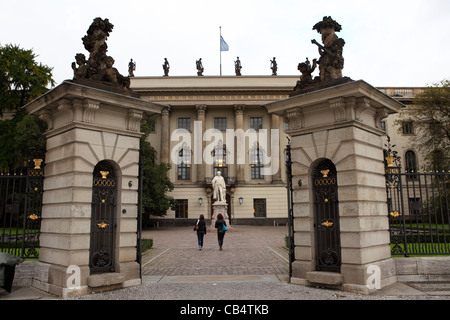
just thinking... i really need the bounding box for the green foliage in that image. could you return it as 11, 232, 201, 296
141, 238, 153, 252
140, 118, 176, 218
0, 44, 53, 168
0, 44, 55, 114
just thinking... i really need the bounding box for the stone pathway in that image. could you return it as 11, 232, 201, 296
141, 225, 289, 277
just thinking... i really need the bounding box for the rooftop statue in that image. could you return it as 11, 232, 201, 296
234, 57, 242, 76
163, 58, 170, 76
71, 17, 130, 89
128, 59, 136, 77
196, 58, 204, 76
270, 57, 278, 76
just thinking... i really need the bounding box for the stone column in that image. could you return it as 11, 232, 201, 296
265, 80, 403, 294
234, 105, 245, 183
160, 105, 171, 164
195, 105, 207, 183
271, 114, 282, 182
26, 82, 162, 298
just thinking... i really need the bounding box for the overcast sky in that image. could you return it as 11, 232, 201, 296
2, 0, 449, 87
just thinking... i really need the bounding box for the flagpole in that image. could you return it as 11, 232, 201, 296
219, 26, 222, 76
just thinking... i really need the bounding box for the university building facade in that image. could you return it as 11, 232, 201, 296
130, 76, 425, 226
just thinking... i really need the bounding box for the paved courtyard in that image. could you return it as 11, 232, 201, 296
140, 225, 290, 277
5, 225, 449, 301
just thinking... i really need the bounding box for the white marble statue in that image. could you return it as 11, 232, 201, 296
212, 171, 226, 203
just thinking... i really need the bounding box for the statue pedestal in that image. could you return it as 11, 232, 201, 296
209, 201, 233, 231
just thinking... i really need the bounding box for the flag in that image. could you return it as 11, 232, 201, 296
220, 36, 229, 51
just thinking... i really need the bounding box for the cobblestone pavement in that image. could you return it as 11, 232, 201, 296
68, 225, 450, 302
140, 225, 289, 277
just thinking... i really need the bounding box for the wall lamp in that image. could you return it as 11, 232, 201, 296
198, 197, 203, 206
239, 197, 243, 205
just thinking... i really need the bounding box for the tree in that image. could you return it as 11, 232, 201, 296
0, 44, 54, 115
140, 118, 176, 219
0, 44, 54, 168
395, 79, 450, 168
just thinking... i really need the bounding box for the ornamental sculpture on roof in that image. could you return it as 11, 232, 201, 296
71, 17, 130, 89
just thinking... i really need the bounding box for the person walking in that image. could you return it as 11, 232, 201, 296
195, 215, 207, 250
214, 214, 227, 250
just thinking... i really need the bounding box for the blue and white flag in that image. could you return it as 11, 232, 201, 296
220, 36, 229, 51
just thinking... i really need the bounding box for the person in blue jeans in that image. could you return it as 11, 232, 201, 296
195, 214, 207, 250
214, 214, 227, 250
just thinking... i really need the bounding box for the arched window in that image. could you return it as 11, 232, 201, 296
177, 147, 191, 180
405, 150, 417, 180
213, 143, 228, 179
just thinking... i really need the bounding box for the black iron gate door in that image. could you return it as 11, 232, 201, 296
313, 159, 341, 272
89, 161, 117, 273
0, 158, 43, 259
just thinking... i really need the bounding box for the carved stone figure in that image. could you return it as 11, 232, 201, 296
163, 58, 170, 76
128, 59, 136, 77
196, 58, 204, 76
71, 53, 88, 80
311, 16, 345, 81
290, 16, 352, 97
270, 57, 277, 76
212, 171, 226, 203
234, 57, 242, 76
71, 17, 130, 89
294, 57, 318, 90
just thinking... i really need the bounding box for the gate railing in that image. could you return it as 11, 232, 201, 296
385, 138, 449, 256
0, 158, 44, 259
285, 139, 295, 280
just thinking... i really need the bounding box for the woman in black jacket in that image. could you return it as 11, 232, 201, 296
214, 214, 227, 250
195, 215, 207, 250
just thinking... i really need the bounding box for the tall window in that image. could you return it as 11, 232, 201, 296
253, 199, 267, 218
405, 150, 417, 180
213, 144, 228, 178
175, 199, 188, 218
402, 121, 414, 135
250, 117, 263, 131
214, 117, 227, 132
177, 148, 191, 180
250, 144, 264, 179
178, 117, 191, 131
408, 197, 422, 216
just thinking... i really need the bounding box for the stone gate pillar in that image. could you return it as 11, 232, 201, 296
26, 81, 163, 297
265, 80, 403, 293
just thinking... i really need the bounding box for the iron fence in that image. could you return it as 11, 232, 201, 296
385, 138, 449, 256
0, 159, 44, 259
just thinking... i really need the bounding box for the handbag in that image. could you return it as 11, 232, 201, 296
194, 220, 199, 231
222, 223, 228, 232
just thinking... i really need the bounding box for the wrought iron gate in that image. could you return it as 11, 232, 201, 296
313, 159, 341, 272
89, 161, 117, 273
0, 158, 44, 259
385, 137, 450, 256
285, 140, 294, 280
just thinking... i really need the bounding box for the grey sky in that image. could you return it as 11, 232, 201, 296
2, 0, 449, 87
